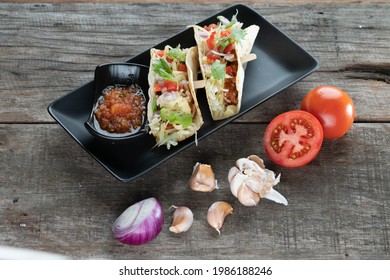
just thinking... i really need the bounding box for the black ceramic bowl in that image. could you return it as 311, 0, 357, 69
85, 63, 150, 142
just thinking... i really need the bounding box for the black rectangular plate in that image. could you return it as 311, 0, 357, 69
48, 4, 319, 182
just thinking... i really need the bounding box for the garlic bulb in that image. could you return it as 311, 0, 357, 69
207, 201, 233, 234
169, 206, 193, 233
228, 155, 288, 206
189, 162, 218, 192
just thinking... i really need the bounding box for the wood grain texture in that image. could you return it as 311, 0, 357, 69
0, 3, 389, 123
1, 123, 389, 259
0, 2, 389, 260
3, 0, 389, 3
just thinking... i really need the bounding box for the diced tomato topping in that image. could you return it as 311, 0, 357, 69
156, 50, 165, 57
155, 80, 180, 93
220, 29, 232, 37
164, 80, 179, 91
217, 42, 234, 54
177, 62, 187, 72
154, 84, 163, 92
156, 50, 172, 62
223, 43, 234, 54
206, 32, 216, 50
204, 23, 217, 31
206, 53, 219, 64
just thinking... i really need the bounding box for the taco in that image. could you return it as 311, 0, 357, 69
193, 13, 259, 120
147, 45, 203, 149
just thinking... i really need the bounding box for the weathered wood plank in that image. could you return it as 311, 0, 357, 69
1, 1, 389, 260
0, 3, 389, 123
4, 0, 389, 4
1, 123, 389, 259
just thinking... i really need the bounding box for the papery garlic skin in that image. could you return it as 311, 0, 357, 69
228, 155, 288, 206
169, 206, 193, 233
207, 201, 233, 234
189, 162, 218, 192
247, 154, 265, 169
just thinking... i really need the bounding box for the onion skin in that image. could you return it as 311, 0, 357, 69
112, 197, 164, 245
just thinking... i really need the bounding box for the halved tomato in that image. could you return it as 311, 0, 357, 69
263, 110, 323, 168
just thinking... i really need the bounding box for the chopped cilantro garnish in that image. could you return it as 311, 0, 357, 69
160, 108, 192, 128
217, 37, 232, 52
152, 58, 176, 81
216, 28, 246, 51
230, 29, 247, 45
167, 46, 186, 62
211, 60, 226, 80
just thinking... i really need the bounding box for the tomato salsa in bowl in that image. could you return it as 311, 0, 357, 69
85, 63, 150, 142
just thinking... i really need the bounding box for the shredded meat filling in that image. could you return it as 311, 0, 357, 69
224, 63, 238, 105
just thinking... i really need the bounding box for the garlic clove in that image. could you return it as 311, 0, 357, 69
169, 206, 194, 233
237, 184, 260, 207
189, 162, 217, 192
229, 171, 247, 197
207, 201, 233, 234
247, 154, 265, 169
228, 166, 240, 183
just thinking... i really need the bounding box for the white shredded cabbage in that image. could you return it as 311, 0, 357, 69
149, 46, 202, 149
157, 92, 192, 115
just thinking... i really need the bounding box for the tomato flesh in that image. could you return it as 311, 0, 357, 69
206, 53, 219, 64
206, 32, 216, 50
301, 86, 355, 139
264, 110, 323, 168
154, 80, 180, 93
176, 62, 187, 72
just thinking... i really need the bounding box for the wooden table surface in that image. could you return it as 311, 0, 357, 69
1, 0, 389, 260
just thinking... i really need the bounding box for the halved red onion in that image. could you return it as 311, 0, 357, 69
112, 197, 164, 245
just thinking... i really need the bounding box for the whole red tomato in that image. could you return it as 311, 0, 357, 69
301, 86, 355, 139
